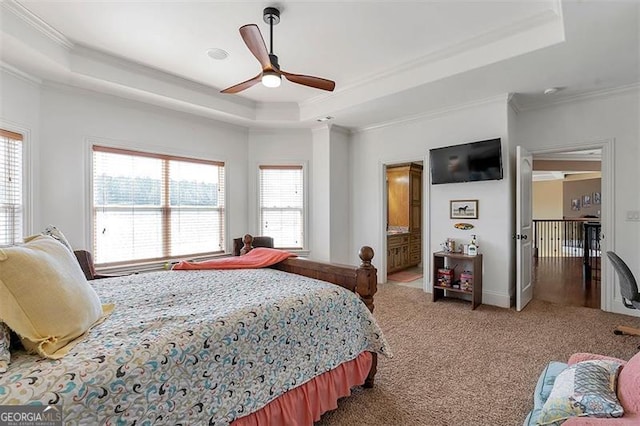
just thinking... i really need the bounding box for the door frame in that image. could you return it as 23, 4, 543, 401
379, 156, 427, 290
526, 138, 615, 312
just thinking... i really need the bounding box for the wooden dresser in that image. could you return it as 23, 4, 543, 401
387, 163, 422, 273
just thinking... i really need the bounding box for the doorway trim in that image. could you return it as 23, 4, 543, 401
379, 157, 428, 291
528, 138, 615, 312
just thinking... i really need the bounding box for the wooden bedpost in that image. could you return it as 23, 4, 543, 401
356, 246, 377, 313
356, 246, 378, 388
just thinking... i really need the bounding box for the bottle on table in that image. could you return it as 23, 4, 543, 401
468, 235, 478, 256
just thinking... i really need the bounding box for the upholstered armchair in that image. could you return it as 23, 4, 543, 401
73, 250, 114, 280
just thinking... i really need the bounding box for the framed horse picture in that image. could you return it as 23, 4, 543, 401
450, 199, 479, 219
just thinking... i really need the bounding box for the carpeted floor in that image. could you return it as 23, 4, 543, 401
316, 283, 640, 425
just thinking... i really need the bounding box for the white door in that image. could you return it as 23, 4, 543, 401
516, 146, 534, 311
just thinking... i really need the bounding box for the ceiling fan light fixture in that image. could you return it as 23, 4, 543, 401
220, 7, 335, 94
262, 71, 281, 88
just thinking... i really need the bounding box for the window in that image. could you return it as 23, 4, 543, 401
0, 129, 23, 246
259, 165, 305, 249
92, 146, 225, 265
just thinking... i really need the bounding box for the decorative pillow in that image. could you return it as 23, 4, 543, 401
41, 225, 73, 252
524, 361, 569, 426
537, 359, 624, 425
0, 236, 113, 359
0, 322, 10, 373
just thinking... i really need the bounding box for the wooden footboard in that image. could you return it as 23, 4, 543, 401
271, 246, 379, 387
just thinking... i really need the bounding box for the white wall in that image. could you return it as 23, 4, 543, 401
350, 97, 512, 307
514, 88, 640, 316
247, 125, 351, 263
247, 125, 350, 264
0, 69, 41, 236
1, 70, 344, 263
38, 84, 249, 252
329, 126, 351, 264
247, 128, 313, 242
6, 66, 638, 315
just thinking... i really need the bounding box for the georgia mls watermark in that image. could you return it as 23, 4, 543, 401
0, 405, 62, 426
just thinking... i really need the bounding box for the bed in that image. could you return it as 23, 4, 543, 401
0, 236, 389, 425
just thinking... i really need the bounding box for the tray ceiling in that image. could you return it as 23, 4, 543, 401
1, 1, 638, 130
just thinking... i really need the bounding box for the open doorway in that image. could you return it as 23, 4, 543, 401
531, 149, 603, 308
384, 161, 424, 289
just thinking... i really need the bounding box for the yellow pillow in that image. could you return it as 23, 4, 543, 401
0, 236, 113, 359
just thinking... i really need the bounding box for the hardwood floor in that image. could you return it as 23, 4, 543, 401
397, 257, 600, 308
533, 256, 601, 308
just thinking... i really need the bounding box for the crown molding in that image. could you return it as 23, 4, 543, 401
301, 6, 562, 110
0, 61, 42, 85
329, 124, 351, 136
3, 0, 73, 49
516, 83, 640, 112
507, 92, 521, 115
248, 127, 310, 136
41, 79, 250, 133
310, 123, 332, 133
352, 93, 510, 134
71, 44, 255, 110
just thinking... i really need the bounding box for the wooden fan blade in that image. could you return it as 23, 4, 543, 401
239, 24, 271, 70
281, 71, 335, 91
220, 73, 262, 94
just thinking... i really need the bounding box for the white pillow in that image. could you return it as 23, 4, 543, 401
0, 236, 113, 359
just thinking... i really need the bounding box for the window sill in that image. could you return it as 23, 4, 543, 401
289, 249, 310, 257
95, 252, 232, 275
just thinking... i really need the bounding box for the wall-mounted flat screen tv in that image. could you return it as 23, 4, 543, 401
430, 138, 503, 185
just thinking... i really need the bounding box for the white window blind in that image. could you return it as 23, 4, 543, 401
92, 146, 225, 265
0, 130, 23, 247
259, 165, 304, 249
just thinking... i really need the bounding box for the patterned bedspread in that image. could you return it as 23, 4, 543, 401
0, 268, 390, 425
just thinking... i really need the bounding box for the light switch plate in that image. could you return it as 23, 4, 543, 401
626, 210, 640, 221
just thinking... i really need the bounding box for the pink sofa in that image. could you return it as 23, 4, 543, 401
562, 351, 640, 425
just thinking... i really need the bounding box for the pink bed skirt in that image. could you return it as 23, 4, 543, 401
231, 351, 373, 426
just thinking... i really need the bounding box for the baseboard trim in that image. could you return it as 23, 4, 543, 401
481, 290, 512, 309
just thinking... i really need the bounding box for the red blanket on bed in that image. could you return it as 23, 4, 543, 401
172, 247, 296, 270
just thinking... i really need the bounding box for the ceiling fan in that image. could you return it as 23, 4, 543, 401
221, 7, 336, 94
